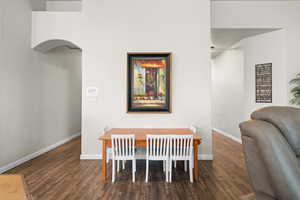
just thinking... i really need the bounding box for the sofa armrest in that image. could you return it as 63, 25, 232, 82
240, 120, 300, 200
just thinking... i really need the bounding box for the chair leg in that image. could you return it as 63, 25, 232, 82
192, 149, 194, 169
169, 159, 172, 183
112, 159, 116, 183
117, 160, 120, 172
189, 160, 193, 183
106, 149, 109, 164
122, 160, 125, 170
184, 161, 187, 172
165, 160, 169, 182
163, 160, 166, 172
132, 159, 136, 183
145, 159, 149, 183
174, 161, 177, 168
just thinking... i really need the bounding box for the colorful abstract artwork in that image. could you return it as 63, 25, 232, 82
127, 53, 171, 113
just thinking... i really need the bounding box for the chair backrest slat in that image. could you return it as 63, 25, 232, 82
154, 138, 157, 156
163, 138, 166, 156
149, 138, 152, 156
159, 138, 163, 156
176, 138, 179, 156
118, 138, 121, 156
129, 137, 131, 156
182, 139, 187, 156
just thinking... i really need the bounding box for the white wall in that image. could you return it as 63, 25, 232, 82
30, 0, 46, 11
81, 0, 212, 158
0, 0, 81, 170
0, 0, 42, 168
212, 49, 245, 140
212, 1, 300, 107
240, 30, 287, 118
212, 30, 287, 140
46, 1, 81, 12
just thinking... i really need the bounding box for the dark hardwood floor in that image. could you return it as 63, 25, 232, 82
6, 132, 252, 200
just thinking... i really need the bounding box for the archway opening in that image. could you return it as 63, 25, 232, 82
35, 40, 82, 149
34, 39, 81, 53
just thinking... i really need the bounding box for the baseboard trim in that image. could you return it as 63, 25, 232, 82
198, 154, 213, 160
80, 154, 102, 160
213, 128, 242, 144
0, 132, 81, 174
80, 154, 214, 161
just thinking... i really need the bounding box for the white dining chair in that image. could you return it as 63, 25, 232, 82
145, 135, 170, 183
102, 126, 126, 172
174, 125, 196, 171
186, 125, 196, 171
169, 135, 194, 183
111, 134, 136, 183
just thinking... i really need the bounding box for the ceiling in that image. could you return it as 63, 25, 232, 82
45, 0, 300, 1
211, 0, 300, 1
46, 0, 81, 1
211, 28, 280, 58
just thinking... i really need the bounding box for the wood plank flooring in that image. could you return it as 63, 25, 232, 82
5, 132, 252, 200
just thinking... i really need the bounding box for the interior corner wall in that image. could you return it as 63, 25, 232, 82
212, 50, 245, 140
81, 0, 212, 158
212, 1, 300, 108
0, 0, 81, 170
238, 30, 287, 119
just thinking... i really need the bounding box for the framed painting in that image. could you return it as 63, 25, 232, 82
255, 63, 272, 103
127, 52, 172, 113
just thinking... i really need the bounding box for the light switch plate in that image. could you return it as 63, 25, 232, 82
86, 87, 98, 97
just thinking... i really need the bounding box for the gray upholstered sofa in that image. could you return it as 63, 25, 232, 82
239, 106, 300, 200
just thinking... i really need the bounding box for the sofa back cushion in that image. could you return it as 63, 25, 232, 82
251, 106, 300, 157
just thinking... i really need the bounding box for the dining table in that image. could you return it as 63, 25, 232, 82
99, 128, 202, 181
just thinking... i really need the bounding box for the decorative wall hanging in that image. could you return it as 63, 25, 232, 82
127, 52, 171, 113
255, 63, 272, 103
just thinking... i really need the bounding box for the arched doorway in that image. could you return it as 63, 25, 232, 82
34, 39, 82, 149
33, 39, 81, 53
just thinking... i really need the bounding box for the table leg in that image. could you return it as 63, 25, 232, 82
101, 141, 107, 180
194, 143, 199, 180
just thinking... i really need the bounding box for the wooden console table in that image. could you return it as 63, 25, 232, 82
99, 128, 202, 181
